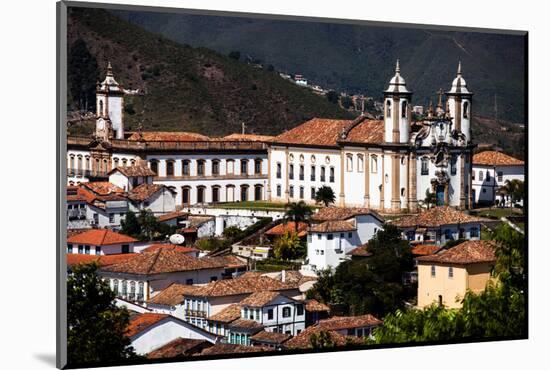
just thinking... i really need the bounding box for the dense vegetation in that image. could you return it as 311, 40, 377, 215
306, 224, 415, 317
67, 7, 351, 136
371, 224, 526, 343
67, 263, 139, 365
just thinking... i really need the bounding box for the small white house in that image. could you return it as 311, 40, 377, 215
471, 151, 524, 206
108, 162, 156, 191
128, 184, 177, 215
126, 313, 220, 355
66, 229, 138, 255
304, 207, 385, 272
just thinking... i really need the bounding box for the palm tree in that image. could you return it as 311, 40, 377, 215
284, 201, 313, 232
314, 186, 336, 207
499, 179, 524, 213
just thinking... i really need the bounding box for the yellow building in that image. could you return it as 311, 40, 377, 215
416, 240, 496, 308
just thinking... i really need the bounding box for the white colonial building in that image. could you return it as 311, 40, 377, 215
67, 63, 271, 207
304, 207, 385, 272
268, 61, 475, 213
471, 151, 524, 206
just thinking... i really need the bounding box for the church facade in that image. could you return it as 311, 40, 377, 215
67, 61, 474, 213
267, 61, 474, 212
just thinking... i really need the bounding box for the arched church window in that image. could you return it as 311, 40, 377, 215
401, 101, 407, 118
370, 155, 378, 174
463, 101, 469, 119
386, 100, 391, 118
357, 154, 364, 172
346, 154, 353, 172
99, 100, 104, 116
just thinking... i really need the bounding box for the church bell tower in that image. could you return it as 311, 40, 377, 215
95, 62, 125, 140
446, 62, 473, 144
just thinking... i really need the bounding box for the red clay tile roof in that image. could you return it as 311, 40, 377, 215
270, 270, 318, 286
81, 182, 125, 196
184, 274, 297, 298
67, 229, 137, 246
221, 133, 275, 142
197, 343, 273, 356
147, 283, 203, 306
110, 164, 156, 177
416, 240, 497, 265
283, 325, 354, 349
318, 314, 382, 331
142, 244, 198, 255
239, 291, 283, 307
66, 253, 139, 267
228, 318, 264, 331
273, 118, 353, 147
391, 206, 485, 228
347, 245, 372, 257
126, 313, 168, 337
411, 244, 441, 256
127, 184, 166, 202
127, 131, 211, 142
208, 304, 242, 323
250, 331, 291, 344
100, 248, 240, 275
310, 220, 356, 233
147, 338, 211, 359
340, 118, 385, 144
473, 151, 524, 166
157, 210, 189, 222
312, 207, 384, 222
304, 299, 330, 312
272, 117, 384, 147
265, 222, 308, 237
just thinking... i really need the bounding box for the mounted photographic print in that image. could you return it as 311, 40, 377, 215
56, 1, 528, 368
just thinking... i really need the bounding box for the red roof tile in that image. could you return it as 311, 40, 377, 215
273, 118, 353, 147
147, 283, 203, 306
127, 184, 166, 202
197, 343, 273, 355
473, 151, 524, 166
304, 299, 330, 312
142, 243, 198, 255
157, 210, 189, 222
208, 304, 242, 323
220, 133, 275, 142
391, 206, 485, 228
81, 182, 125, 196
67, 229, 138, 246
126, 313, 168, 337
283, 325, 356, 349
347, 245, 372, 257
100, 248, 241, 275
265, 222, 308, 237
109, 164, 156, 177
127, 131, 211, 142
250, 330, 291, 344
416, 240, 497, 265
312, 207, 384, 222
310, 220, 356, 233
184, 274, 297, 298
411, 244, 441, 256
147, 338, 211, 359
66, 253, 139, 267
239, 291, 282, 307
317, 315, 382, 331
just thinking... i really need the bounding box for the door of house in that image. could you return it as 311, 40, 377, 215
436, 185, 445, 206
182, 187, 190, 206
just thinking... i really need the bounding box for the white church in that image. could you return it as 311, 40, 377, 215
68, 61, 477, 214
268, 61, 474, 212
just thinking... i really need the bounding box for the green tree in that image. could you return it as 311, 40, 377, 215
68, 38, 99, 111
315, 186, 336, 207
499, 179, 524, 209
340, 95, 353, 110
307, 224, 414, 317
120, 211, 141, 238
371, 224, 526, 344
273, 231, 305, 260
326, 90, 339, 104
67, 262, 138, 365
310, 330, 335, 349
222, 226, 243, 242
285, 201, 313, 232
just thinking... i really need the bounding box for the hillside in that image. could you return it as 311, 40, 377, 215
67, 8, 352, 136
113, 10, 526, 123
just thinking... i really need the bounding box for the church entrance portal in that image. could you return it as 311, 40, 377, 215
436, 185, 445, 206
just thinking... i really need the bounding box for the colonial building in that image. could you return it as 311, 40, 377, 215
416, 240, 497, 308
268, 61, 475, 213
67, 63, 271, 207
66, 228, 138, 255
471, 150, 524, 206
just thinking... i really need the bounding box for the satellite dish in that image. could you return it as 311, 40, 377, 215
169, 234, 185, 245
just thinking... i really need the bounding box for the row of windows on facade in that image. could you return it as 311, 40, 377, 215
473, 170, 503, 182
431, 265, 456, 278
111, 279, 146, 301
149, 158, 263, 177
420, 156, 458, 176
68, 155, 126, 174
385, 100, 470, 119
181, 184, 264, 204
309, 232, 354, 242
405, 227, 479, 241
67, 243, 131, 254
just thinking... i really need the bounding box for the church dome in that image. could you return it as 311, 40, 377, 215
385, 60, 410, 94
448, 62, 470, 94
